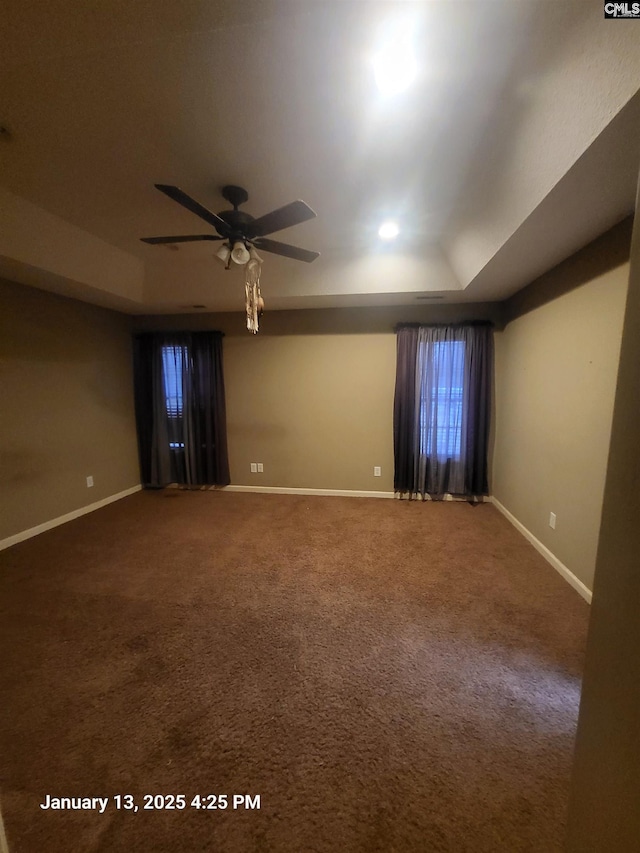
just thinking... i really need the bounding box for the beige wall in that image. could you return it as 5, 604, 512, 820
566, 178, 640, 853
0, 279, 140, 541
492, 261, 628, 591
224, 334, 396, 491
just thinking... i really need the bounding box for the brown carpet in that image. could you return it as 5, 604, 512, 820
0, 491, 589, 852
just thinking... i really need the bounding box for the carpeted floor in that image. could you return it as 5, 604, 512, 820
0, 491, 589, 852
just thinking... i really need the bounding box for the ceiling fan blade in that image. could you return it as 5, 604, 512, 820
253, 237, 320, 263
141, 234, 223, 244
155, 184, 230, 234
246, 200, 316, 238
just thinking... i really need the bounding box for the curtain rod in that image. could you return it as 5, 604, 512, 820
133, 330, 225, 338
394, 320, 494, 332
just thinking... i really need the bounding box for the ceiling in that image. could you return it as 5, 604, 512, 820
1, 0, 639, 314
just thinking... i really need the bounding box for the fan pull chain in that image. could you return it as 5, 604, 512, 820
245, 249, 264, 334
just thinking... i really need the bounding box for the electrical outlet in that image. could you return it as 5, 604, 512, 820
549, 512, 556, 529
257, 463, 264, 473
250, 463, 257, 473
86, 476, 94, 488
373, 466, 381, 477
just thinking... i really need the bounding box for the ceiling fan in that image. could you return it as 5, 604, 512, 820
141, 184, 319, 263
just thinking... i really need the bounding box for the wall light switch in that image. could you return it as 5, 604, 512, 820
86, 476, 94, 488
549, 512, 556, 529
250, 463, 257, 473
374, 466, 381, 477
257, 463, 264, 473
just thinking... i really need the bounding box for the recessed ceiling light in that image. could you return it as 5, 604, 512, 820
378, 221, 400, 240
373, 23, 417, 96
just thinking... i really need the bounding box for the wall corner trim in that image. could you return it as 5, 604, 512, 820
489, 496, 592, 603
222, 485, 395, 499
0, 484, 143, 551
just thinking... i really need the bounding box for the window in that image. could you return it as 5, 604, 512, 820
162, 346, 187, 450
162, 345, 186, 417
419, 340, 465, 460
133, 330, 230, 488
393, 324, 491, 498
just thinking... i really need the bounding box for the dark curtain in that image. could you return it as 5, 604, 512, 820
393, 323, 493, 499
190, 332, 230, 486
463, 324, 493, 496
133, 331, 230, 488
393, 327, 419, 493
133, 333, 156, 486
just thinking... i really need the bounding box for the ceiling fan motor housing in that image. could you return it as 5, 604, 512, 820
217, 209, 255, 243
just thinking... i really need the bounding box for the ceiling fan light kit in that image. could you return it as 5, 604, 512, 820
141, 183, 319, 333
231, 240, 251, 265
215, 244, 231, 264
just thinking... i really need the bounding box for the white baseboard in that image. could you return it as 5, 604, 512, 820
222, 485, 395, 499
222, 486, 486, 502
490, 496, 592, 603
0, 484, 143, 551
3, 485, 590, 607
